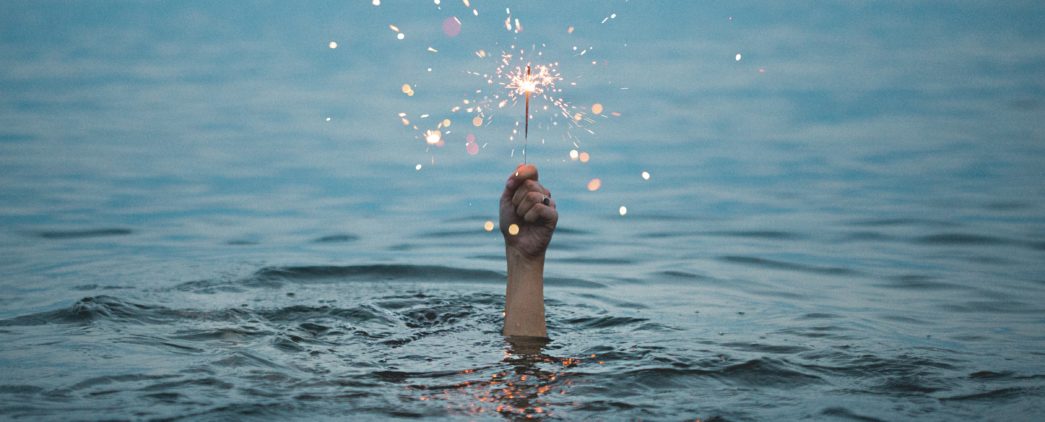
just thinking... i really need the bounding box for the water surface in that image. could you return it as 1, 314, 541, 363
1, 1, 1044, 420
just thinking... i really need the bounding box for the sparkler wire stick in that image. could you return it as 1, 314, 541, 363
523, 64, 530, 164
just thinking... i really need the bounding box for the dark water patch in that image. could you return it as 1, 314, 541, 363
246, 264, 603, 289
312, 234, 359, 243
226, 240, 259, 245
64, 374, 181, 393
254, 264, 502, 283
878, 314, 930, 325
553, 256, 636, 265
940, 386, 1037, 402
937, 300, 1039, 314
876, 274, 961, 290
985, 201, 1030, 210
256, 304, 392, 325
0, 133, 35, 142
839, 231, 897, 242
0, 385, 45, 395
820, 406, 885, 422
706, 230, 803, 240
172, 327, 271, 342
36, 228, 132, 239
721, 342, 811, 354
714, 358, 823, 387
748, 288, 809, 300
171, 278, 246, 293
719, 255, 859, 276
565, 316, 648, 329
0, 296, 263, 327
914, 233, 1013, 246
846, 218, 956, 228
968, 370, 1014, 380
572, 293, 648, 310
72, 284, 133, 291
775, 325, 853, 340
799, 313, 840, 320
417, 229, 481, 238
638, 231, 691, 239
656, 270, 715, 281
213, 353, 281, 369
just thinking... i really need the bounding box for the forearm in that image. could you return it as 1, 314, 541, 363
503, 246, 547, 338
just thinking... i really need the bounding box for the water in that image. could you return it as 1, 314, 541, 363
2, 1, 1044, 420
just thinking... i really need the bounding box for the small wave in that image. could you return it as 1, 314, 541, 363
846, 218, 955, 227
36, 228, 132, 239
0, 296, 170, 326
170, 264, 605, 291
254, 264, 502, 283
876, 274, 962, 290
706, 230, 803, 240
312, 234, 359, 243
721, 342, 811, 354
564, 316, 648, 329
914, 233, 1012, 246
940, 386, 1036, 402
820, 406, 885, 422
719, 255, 859, 275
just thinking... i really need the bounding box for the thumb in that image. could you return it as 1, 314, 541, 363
512, 164, 539, 182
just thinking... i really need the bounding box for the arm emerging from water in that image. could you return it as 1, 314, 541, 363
500, 164, 557, 339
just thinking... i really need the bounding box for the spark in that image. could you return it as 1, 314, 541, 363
424, 129, 442, 145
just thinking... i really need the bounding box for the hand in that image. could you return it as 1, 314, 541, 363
499, 164, 558, 259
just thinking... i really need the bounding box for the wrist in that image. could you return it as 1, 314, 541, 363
505, 245, 546, 266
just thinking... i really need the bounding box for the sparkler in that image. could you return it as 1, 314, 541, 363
524, 65, 531, 162
500, 55, 564, 163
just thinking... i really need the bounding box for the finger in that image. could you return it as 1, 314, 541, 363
516, 191, 545, 217
524, 203, 558, 224
513, 164, 539, 182
512, 179, 541, 205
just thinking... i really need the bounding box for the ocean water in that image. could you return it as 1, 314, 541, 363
1, 1, 1044, 420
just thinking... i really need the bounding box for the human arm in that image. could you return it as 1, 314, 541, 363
499, 164, 557, 338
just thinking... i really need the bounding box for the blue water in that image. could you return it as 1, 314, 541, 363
1, 1, 1044, 420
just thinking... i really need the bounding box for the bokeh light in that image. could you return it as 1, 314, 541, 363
587, 178, 601, 191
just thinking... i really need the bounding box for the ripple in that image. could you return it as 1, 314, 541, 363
312, 234, 359, 243
718, 255, 859, 275
36, 228, 132, 239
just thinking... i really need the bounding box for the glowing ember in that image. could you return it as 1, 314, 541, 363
472, 116, 483, 127
641, 171, 650, 180
415, 163, 422, 171
587, 178, 601, 191
328, 41, 338, 49
591, 103, 603, 115
569, 149, 579, 160
735, 53, 742, 61
619, 206, 627, 216
508, 224, 520, 236
484, 220, 494, 231
578, 151, 590, 163
424, 129, 442, 145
